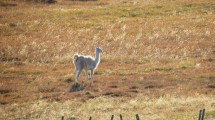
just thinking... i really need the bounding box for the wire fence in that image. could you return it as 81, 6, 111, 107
61, 109, 205, 120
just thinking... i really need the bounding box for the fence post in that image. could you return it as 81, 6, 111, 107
61, 116, 64, 120
198, 109, 206, 120
111, 115, 114, 120
120, 114, 123, 120
136, 114, 140, 120
89, 116, 92, 120
198, 110, 202, 120
201, 109, 205, 120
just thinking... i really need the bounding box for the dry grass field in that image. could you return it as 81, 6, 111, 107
0, 0, 215, 119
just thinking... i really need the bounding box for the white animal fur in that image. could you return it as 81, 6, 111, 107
73, 47, 102, 85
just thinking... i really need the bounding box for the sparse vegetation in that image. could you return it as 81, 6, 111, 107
0, 0, 215, 119
85, 91, 91, 95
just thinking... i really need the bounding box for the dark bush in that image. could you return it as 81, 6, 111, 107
68, 0, 97, 1
25, 0, 56, 4
0, 1, 17, 7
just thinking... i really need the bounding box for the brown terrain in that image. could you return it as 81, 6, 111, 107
0, 0, 215, 119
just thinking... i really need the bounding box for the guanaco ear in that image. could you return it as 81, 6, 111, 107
98, 47, 102, 52
73, 54, 79, 62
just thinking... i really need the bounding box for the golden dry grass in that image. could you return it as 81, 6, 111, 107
0, 0, 215, 119
1, 95, 215, 120
1, 0, 214, 63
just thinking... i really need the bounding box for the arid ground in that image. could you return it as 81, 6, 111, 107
0, 0, 215, 119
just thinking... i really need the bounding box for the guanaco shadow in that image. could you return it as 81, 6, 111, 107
69, 83, 88, 92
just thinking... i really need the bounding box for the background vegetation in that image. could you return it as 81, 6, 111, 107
0, 0, 215, 119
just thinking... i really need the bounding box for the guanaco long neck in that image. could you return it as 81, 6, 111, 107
95, 49, 101, 66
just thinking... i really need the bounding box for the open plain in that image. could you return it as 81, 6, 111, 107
0, 0, 215, 119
